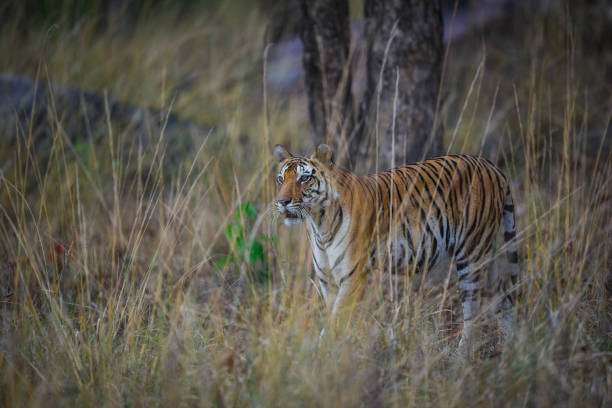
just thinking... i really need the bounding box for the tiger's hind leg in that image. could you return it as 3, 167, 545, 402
495, 279, 515, 342
456, 262, 485, 351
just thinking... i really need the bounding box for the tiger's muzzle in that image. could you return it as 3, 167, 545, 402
275, 197, 305, 226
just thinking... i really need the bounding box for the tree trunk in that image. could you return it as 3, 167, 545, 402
357, 0, 444, 171
299, 0, 355, 167
298, 0, 444, 171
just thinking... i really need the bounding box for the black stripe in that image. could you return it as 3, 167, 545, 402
410, 194, 437, 247
415, 251, 426, 272
420, 165, 450, 242
427, 251, 439, 270
420, 165, 447, 207
334, 208, 351, 244
339, 265, 357, 286
395, 169, 413, 195
504, 204, 514, 212
429, 238, 439, 269
436, 157, 455, 183
415, 170, 444, 228
446, 158, 461, 220
333, 205, 344, 233
460, 270, 481, 284
445, 217, 451, 251
438, 216, 445, 244
378, 173, 390, 196
416, 170, 433, 200
460, 199, 479, 250
454, 236, 467, 258
401, 223, 415, 254
492, 169, 506, 201
364, 176, 377, 204
504, 231, 516, 241
381, 173, 394, 213
376, 176, 386, 207
472, 234, 494, 265
330, 250, 346, 270
391, 173, 402, 207
315, 239, 325, 251
475, 161, 487, 230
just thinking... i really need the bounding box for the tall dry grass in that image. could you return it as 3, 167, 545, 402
0, 1, 610, 406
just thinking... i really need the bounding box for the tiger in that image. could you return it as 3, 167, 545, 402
273, 144, 519, 349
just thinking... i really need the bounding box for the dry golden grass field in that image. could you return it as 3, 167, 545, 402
0, 1, 610, 406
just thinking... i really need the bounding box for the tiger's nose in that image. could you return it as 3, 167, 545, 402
276, 197, 291, 206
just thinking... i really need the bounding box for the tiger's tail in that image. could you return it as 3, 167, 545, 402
501, 184, 520, 307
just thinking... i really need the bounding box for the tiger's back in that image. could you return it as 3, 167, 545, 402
344, 155, 514, 275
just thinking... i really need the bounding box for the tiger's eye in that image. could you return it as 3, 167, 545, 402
299, 175, 311, 184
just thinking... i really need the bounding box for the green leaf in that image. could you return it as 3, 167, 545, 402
225, 223, 234, 241
74, 139, 91, 156
249, 241, 264, 265
214, 255, 231, 271
243, 203, 257, 219
236, 236, 245, 252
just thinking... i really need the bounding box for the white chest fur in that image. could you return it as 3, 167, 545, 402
307, 210, 352, 286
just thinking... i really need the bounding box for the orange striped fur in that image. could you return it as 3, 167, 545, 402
273, 144, 518, 348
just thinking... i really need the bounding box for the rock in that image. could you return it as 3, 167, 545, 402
0, 73, 210, 164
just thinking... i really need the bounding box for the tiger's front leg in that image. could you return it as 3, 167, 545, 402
330, 277, 353, 319
318, 278, 361, 343
316, 259, 366, 343
326, 258, 367, 334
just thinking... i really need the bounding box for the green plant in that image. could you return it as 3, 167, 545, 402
216, 202, 275, 282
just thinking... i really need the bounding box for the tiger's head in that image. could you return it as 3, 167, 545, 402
273, 144, 335, 226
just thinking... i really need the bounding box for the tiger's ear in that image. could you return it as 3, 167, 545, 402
273, 144, 292, 163
312, 144, 334, 167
